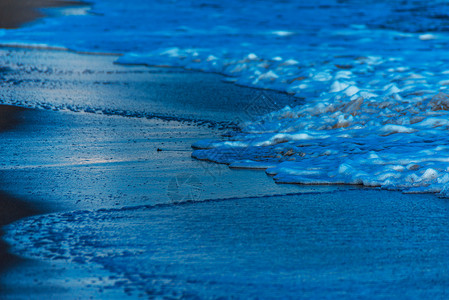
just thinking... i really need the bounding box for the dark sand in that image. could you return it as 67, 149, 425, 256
0, 107, 44, 274
1, 2, 449, 298
0, 0, 85, 29
0, 192, 42, 272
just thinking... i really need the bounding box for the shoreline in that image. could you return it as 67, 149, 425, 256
2, 2, 449, 298
0, 42, 302, 103
0, 46, 335, 297
1, 40, 449, 300
0, 43, 446, 197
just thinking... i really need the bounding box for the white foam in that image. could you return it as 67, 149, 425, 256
270, 30, 296, 37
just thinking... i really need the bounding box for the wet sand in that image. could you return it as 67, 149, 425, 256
0, 46, 347, 298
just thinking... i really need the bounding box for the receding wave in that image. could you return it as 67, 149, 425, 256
3, 0, 449, 194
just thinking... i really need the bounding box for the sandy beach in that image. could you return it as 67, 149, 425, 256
2, 1, 449, 298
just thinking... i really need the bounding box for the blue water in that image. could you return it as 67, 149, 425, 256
3, 1, 449, 64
